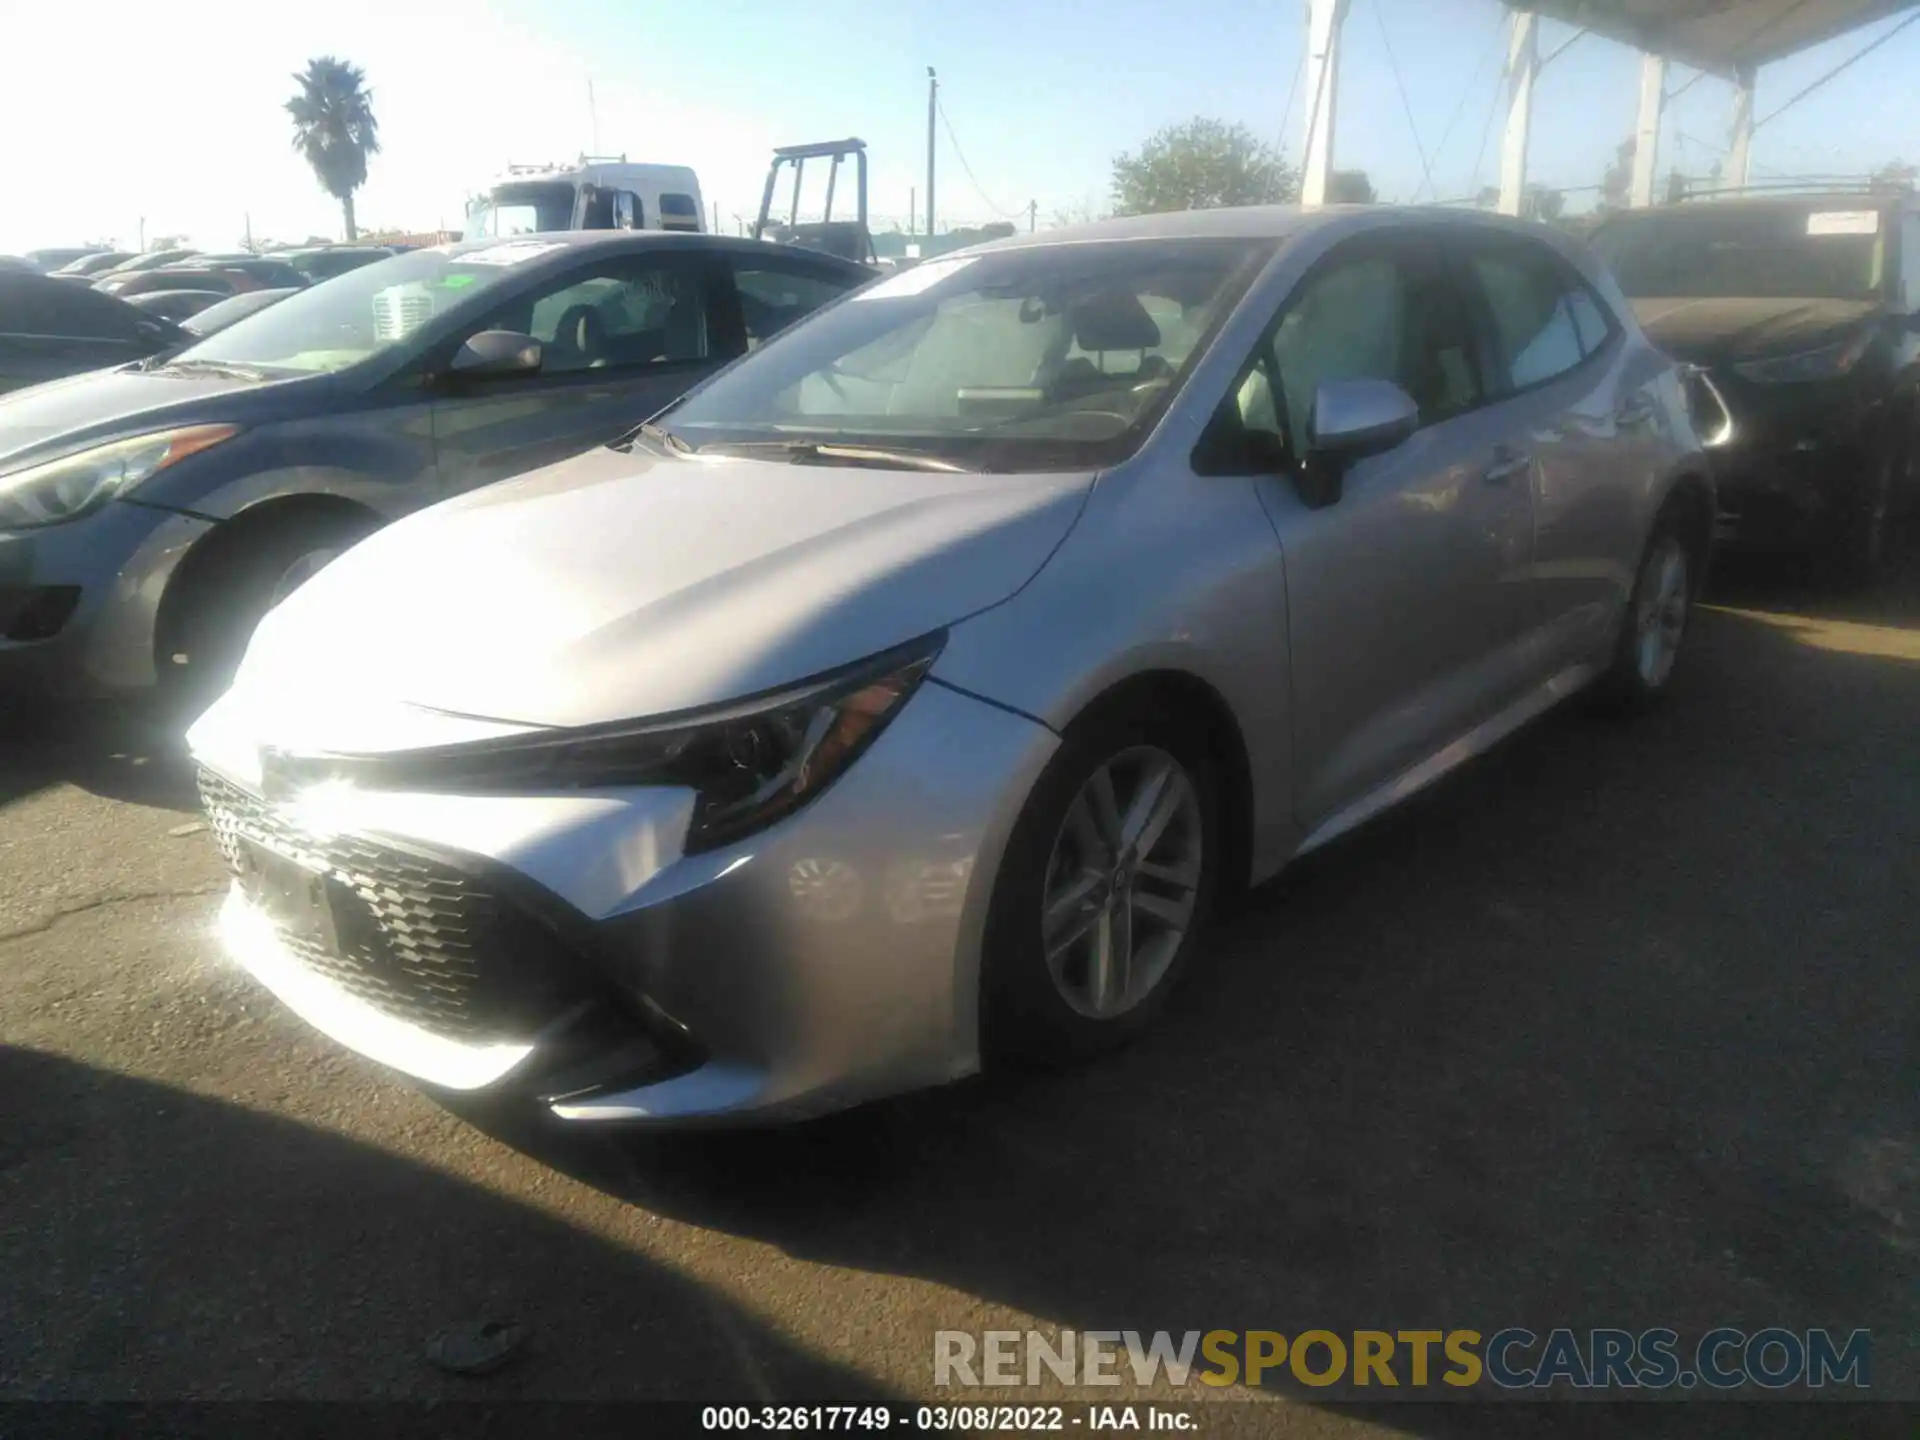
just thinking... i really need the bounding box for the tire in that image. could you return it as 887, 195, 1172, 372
981, 705, 1221, 1066
1825, 448, 1896, 591
1593, 508, 1695, 713
157, 515, 376, 716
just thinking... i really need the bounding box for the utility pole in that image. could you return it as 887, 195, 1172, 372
925, 67, 938, 239
587, 76, 600, 155
910, 187, 917, 236
1629, 52, 1667, 208
1498, 11, 1538, 216
1028, 199, 1037, 232
712, 199, 720, 232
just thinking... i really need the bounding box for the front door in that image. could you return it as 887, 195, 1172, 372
429, 250, 730, 496
1237, 228, 1535, 831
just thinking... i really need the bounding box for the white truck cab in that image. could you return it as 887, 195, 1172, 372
464, 157, 705, 240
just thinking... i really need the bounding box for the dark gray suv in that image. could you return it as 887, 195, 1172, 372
0, 231, 869, 708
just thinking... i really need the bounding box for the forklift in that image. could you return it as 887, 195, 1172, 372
752, 138, 878, 267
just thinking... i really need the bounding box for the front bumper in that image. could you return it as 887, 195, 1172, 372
189, 679, 1058, 1126
1700, 371, 1884, 553
0, 500, 214, 700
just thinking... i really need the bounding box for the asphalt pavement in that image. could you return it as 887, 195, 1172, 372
2, 557, 1916, 1436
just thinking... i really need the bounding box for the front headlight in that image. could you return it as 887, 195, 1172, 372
0, 425, 240, 529
1732, 330, 1872, 385
262, 631, 946, 852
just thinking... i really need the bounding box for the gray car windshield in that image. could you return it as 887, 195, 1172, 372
1591, 205, 1887, 301
172, 246, 535, 376
657, 238, 1271, 472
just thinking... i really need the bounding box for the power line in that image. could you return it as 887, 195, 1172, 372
1758, 10, 1920, 127
1467, 43, 1508, 199
935, 97, 1024, 219
1276, 45, 1306, 158
1427, 22, 1505, 197
1370, 0, 1436, 201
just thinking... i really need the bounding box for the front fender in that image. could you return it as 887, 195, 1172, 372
932, 462, 1299, 880
133, 403, 438, 523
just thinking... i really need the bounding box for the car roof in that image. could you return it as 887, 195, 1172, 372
441, 230, 871, 272
1598, 192, 1908, 220
970, 202, 1598, 253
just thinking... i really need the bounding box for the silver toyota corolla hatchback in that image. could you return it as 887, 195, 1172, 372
188, 206, 1714, 1125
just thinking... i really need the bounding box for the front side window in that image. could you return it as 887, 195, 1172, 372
658, 238, 1270, 472
1195, 234, 1482, 472
1467, 242, 1589, 391
476, 257, 710, 374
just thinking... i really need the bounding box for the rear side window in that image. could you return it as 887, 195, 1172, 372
1466, 240, 1600, 391
733, 263, 862, 349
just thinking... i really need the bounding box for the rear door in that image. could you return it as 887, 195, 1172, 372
1234, 225, 1535, 829
1453, 229, 1652, 668
427, 247, 734, 496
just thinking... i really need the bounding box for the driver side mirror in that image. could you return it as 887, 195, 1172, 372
1297, 378, 1419, 507
449, 329, 542, 380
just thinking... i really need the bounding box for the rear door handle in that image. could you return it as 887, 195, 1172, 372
1483, 445, 1532, 484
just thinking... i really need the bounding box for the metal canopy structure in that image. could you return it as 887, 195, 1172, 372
1298, 0, 1920, 214
1516, 0, 1920, 76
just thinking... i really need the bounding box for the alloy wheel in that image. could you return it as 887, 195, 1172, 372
1039, 745, 1204, 1020
1634, 536, 1690, 690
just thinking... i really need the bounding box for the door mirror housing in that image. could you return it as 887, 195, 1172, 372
449, 329, 542, 380
1309, 378, 1420, 461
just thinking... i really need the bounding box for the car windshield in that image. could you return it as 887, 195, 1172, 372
466, 182, 577, 239
171, 246, 535, 375
657, 238, 1270, 472
1591, 204, 1888, 301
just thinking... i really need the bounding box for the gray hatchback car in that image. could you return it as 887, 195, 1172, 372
0, 232, 870, 707
188, 206, 1716, 1126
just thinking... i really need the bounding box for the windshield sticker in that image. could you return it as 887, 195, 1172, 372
440, 274, 478, 289
1807, 211, 1879, 237
852, 255, 980, 300
459, 240, 568, 267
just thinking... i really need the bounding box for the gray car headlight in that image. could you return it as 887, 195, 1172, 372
1732, 331, 1871, 385
261, 632, 946, 852
0, 425, 240, 530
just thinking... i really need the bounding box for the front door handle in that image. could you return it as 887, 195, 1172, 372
1484, 445, 1532, 484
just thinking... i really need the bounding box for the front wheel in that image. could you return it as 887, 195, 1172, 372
982, 710, 1220, 1065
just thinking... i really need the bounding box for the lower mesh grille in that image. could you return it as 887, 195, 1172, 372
198, 766, 590, 1043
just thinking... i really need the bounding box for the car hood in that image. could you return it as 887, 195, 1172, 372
239, 444, 1094, 737
1631, 296, 1880, 367
0, 365, 278, 471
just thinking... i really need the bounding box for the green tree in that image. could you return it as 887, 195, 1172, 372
1871, 160, 1917, 192
1326, 170, 1375, 204
286, 57, 381, 241
1524, 184, 1566, 222
1111, 118, 1298, 217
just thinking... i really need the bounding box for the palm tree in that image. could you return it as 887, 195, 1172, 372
286, 57, 380, 241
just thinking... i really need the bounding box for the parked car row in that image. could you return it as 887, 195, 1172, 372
6, 195, 1915, 1131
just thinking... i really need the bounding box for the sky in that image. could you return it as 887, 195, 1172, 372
4, 0, 1919, 255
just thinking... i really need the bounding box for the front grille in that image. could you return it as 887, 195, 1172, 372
198, 766, 593, 1044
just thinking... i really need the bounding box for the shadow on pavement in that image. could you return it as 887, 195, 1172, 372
0, 705, 199, 815
0, 1044, 900, 1404
455, 588, 1920, 1429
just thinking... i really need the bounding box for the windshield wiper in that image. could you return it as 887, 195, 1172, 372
637, 421, 693, 456
693, 438, 973, 473
150, 357, 276, 382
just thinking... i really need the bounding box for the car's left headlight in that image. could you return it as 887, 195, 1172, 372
1732, 330, 1872, 385
262, 632, 947, 852
0, 424, 241, 530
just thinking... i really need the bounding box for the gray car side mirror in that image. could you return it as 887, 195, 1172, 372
450, 329, 543, 379
1292, 378, 1420, 508
1310, 378, 1420, 460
